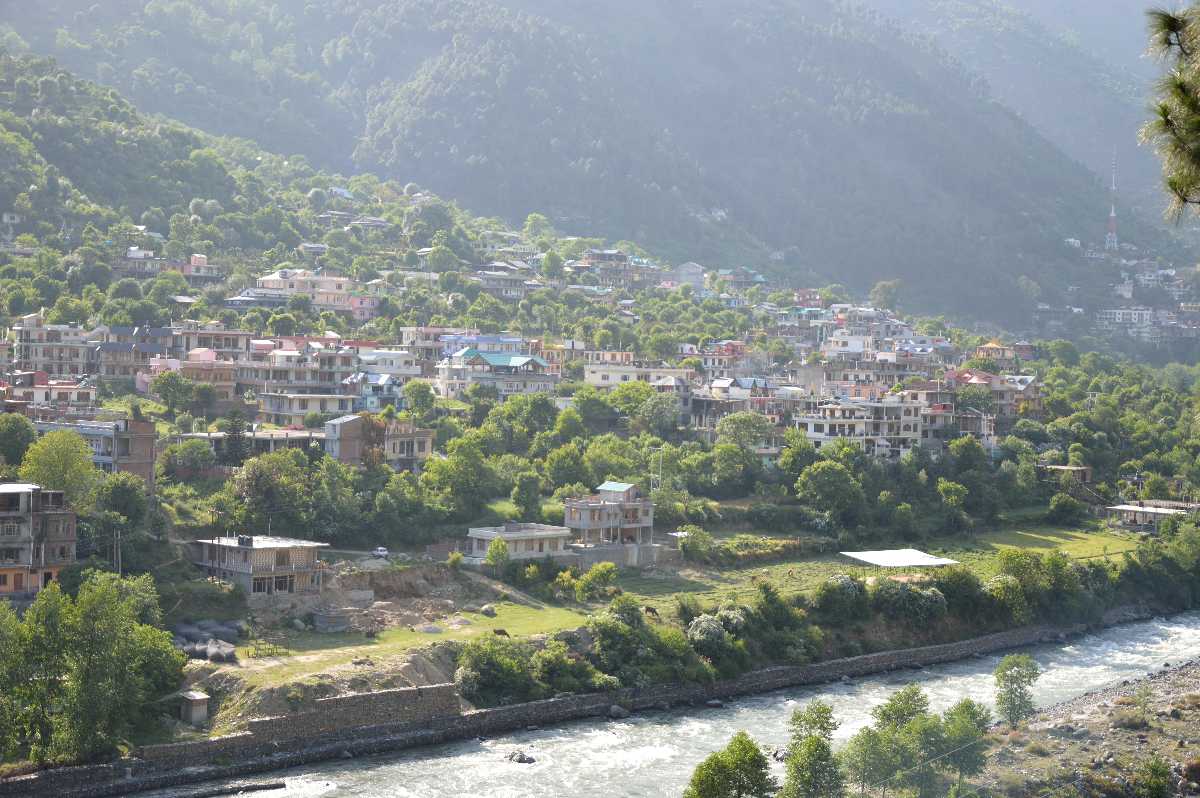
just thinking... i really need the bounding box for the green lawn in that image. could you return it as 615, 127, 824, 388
234, 601, 587, 687
619, 520, 1138, 612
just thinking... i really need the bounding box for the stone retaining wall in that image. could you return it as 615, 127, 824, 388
0, 620, 1099, 798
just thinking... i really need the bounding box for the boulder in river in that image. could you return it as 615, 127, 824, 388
506, 750, 535, 764
705, 699, 724, 709
608, 705, 630, 720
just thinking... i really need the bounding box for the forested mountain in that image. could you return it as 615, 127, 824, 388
863, 0, 1166, 227
0, 0, 1185, 319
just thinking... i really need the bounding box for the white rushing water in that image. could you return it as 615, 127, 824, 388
158, 613, 1200, 798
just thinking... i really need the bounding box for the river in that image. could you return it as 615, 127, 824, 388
154, 612, 1200, 798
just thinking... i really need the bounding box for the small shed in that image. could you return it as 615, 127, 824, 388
180, 690, 210, 726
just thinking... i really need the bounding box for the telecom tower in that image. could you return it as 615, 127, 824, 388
1104, 152, 1119, 251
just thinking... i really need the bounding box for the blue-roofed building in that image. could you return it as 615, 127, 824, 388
435, 347, 557, 399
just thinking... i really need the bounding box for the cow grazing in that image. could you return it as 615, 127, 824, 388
493, 628, 510, 637
642, 606, 661, 620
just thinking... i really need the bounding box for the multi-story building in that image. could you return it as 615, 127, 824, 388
257, 393, 354, 427
255, 268, 358, 313
564, 481, 655, 547
236, 345, 359, 396
190, 534, 328, 597
32, 418, 158, 490
6, 372, 95, 409
791, 395, 923, 460
11, 313, 98, 377
323, 415, 434, 471
176, 321, 255, 362
562, 481, 659, 567
583, 362, 695, 390
435, 348, 557, 399
0, 483, 76, 603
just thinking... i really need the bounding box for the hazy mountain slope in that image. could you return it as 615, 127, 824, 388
862, 0, 1165, 223
0, 0, 1182, 320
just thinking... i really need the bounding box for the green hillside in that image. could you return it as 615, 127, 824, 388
0, 1, 1187, 319
864, 0, 1165, 227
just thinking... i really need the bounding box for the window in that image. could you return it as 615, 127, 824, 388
252, 577, 270, 594
0, 575, 5, 586
0, 523, 18, 537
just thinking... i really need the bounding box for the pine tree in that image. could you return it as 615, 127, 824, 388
223, 409, 248, 466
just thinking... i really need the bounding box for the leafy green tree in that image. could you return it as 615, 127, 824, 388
94, 472, 148, 528
485, 537, 510, 575
789, 700, 838, 744
150, 370, 195, 416
715, 411, 773, 451
868, 279, 902, 310
780, 734, 845, 798
994, 653, 1040, 726
635, 393, 680, 438
840, 726, 900, 797
0, 413, 36, 466
796, 460, 863, 527
511, 471, 543, 522
19, 430, 100, 507
683, 730, 777, 798
941, 698, 992, 786
872, 684, 930, 730
608, 380, 655, 417
896, 713, 946, 798
546, 445, 589, 489
777, 428, 818, 485
956, 384, 996, 414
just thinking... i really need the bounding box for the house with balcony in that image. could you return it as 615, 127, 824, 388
258, 392, 354, 426
563, 482, 660, 567
190, 534, 328, 596
435, 348, 557, 399
792, 395, 923, 460
11, 313, 100, 377
0, 483, 76, 604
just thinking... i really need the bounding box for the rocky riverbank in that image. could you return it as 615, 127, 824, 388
977, 657, 1200, 795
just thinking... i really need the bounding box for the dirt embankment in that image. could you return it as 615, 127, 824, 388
978, 659, 1200, 795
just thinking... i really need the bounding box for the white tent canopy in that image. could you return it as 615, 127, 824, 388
839, 548, 959, 568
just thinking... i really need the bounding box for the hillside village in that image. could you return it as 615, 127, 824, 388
3, 38, 1200, 798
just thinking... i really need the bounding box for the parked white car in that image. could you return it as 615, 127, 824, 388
372, 547, 390, 559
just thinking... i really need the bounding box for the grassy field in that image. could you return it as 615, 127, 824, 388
618, 519, 1138, 613
233, 601, 587, 687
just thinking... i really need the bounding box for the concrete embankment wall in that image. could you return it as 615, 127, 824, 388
0, 621, 1094, 798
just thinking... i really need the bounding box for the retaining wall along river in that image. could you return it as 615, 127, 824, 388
0, 619, 1112, 798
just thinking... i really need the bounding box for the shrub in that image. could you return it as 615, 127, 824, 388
985, 574, 1032, 624
870, 579, 947, 626
574, 562, 619, 602
678, 524, 717, 562
1133, 755, 1173, 798
1046, 492, 1087, 525
674, 593, 704, 625
1112, 709, 1150, 730
813, 574, 869, 623
446, 551, 464, 570
454, 637, 545, 707
686, 614, 732, 658
931, 567, 990, 620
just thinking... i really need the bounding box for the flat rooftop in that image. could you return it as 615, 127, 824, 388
197, 536, 329, 549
